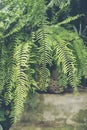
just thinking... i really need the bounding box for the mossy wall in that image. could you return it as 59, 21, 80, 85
10, 92, 87, 130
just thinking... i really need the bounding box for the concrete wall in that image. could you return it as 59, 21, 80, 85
10, 92, 87, 130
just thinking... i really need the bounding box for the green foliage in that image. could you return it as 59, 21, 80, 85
0, 124, 3, 130
35, 22, 52, 90
25, 92, 39, 111
48, 26, 86, 89
58, 14, 84, 26
0, 111, 6, 122
47, 0, 71, 24
10, 41, 32, 122
0, 0, 87, 127
0, 42, 6, 93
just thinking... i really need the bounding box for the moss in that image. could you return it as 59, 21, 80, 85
10, 123, 87, 130
73, 109, 87, 123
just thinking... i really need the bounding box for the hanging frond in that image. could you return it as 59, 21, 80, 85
4, 43, 16, 105
49, 26, 81, 89
55, 39, 78, 87
10, 40, 32, 122
72, 37, 87, 79
0, 9, 6, 93
35, 23, 52, 90
58, 14, 84, 26
0, 42, 6, 94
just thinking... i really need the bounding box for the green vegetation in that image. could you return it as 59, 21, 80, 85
9, 124, 87, 130
73, 109, 87, 123
0, 0, 87, 129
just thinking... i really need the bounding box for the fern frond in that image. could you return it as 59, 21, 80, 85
54, 38, 78, 86
0, 22, 4, 38
47, 0, 70, 9
10, 40, 32, 122
58, 14, 84, 26
3, 0, 47, 37
4, 43, 16, 105
49, 26, 80, 88
36, 24, 52, 90
73, 36, 87, 79
0, 42, 6, 94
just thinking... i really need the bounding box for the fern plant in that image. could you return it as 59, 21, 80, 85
35, 22, 52, 90
0, 0, 87, 129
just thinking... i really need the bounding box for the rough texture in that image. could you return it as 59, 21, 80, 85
10, 92, 87, 130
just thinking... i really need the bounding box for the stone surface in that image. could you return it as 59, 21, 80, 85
10, 92, 87, 130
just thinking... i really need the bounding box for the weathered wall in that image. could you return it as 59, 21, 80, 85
10, 92, 87, 130
41, 93, 87, 125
